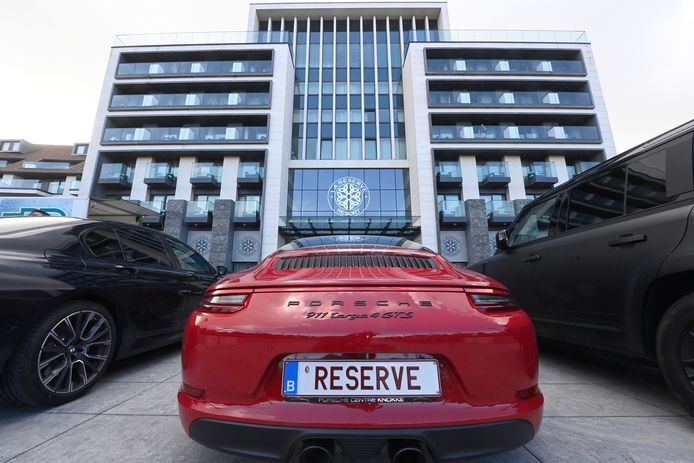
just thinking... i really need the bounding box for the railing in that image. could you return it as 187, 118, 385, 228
407, 29, 587, 44
436, 161, 462, 178
103, 126, 268, 143
0, 179, 63, 193
21, 161, 72, 170
146, 163, 176, 179
140, 200, 166, 213
426, 58, 585, 75
186, 200, 215, 218
523, 162, 557, 178
429, 90, 591, 107
192, 163, 222, 179
116, 60, 272, 77
485, 200, 515, 218
477, 162, 509, 179
238, 162, 264, 179
114, 30, 291, 47
99, 163, 134, 182
234, 199, 261, 218
567, 161, 600, 178
431, 125, 600, 142
69, 180, 81, 190
110, 91, 270, 109
438, 199, 466, 218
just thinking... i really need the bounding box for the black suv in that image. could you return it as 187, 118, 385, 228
468, 120, 694, 415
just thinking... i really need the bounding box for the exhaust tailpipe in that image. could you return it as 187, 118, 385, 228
389, 440, 428, 463
299, 440, 334, 463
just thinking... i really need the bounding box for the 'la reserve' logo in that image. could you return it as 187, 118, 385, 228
328, 177, 370, 216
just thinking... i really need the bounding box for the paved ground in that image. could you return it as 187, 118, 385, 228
1, 343, 693, 463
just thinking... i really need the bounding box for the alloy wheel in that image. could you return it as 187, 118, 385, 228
37, 310, 113, 394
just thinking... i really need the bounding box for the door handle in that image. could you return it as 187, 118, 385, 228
608, 233, 647, 247
524, 254, 542, 263
114, 264, 139, 275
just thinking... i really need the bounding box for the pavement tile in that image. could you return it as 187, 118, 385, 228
164, 373, 182, 384
539, 364, 593, 385
541, 383, 676, 417
0, 412, 94, 462
527, 416, 694, 463
104, 383, 180, 416
466, 447, 540, 462
6, 415, 256, 463
102, 359, 181, 383
45, 381, 156, 415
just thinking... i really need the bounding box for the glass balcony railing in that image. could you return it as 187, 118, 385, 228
146, 163, 176, 180
140, 200, 166, 213
21, 161, 72, 170
431, 124, 600, 142
428, 90, 592, 107
114, 30, 291, 47
0, 160, 8, 168
523, 162, 557, 178
426, 58, 585, 75
110, 91, 270, 109
116, 59, 272, 77
192, 162, 221, 179
407, 29, 587, 44
438, 199, 466, 218
436, 161, 462, 178
477, 162, 509, 179
68, 180, 81, 190
238, 162, 264, 179
103, 126, 268, 143
567, 161, 600, 178
485, 200, 515, 219
0, 179, 63, 193
186, 200, 215, 218
234, 200, 261, 219
99, 163, 134, 183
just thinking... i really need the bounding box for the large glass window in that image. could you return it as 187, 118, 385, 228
567, 167, 626, 230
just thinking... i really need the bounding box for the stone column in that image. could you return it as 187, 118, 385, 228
209, 199, 235, 269
464, 199, 491, 264
513, 199, 532, 215
163, 199, 188, 241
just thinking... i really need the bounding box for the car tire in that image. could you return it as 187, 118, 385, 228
0, 301, 116, 406
656, 293, 694, 417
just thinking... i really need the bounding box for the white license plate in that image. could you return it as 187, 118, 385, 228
282, 360, 440, 397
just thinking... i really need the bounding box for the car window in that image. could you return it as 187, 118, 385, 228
508, 198, 557, 246
165, 238, 212, 274
116, 228, 171, 266
83, 227, 124, 260
567, 166, 626, 230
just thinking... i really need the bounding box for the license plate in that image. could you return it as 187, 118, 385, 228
282, 360, 440, 397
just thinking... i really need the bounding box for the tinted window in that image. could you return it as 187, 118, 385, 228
508, 198, 557, 246
166, 238, 211, 274
567, 167, 626, 230
84, 228, 124, 260
117, 228, 171, 266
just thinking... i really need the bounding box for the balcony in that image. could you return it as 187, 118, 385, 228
190, 163, 221, 188
144, 163, 177, 188
431, 124, 601, 143
0, 179, 64, 195
185, 200, 214, 225
116, 58, 273, 78
524, 162, 558, 187
99, 163, 133, 187
234, 199, 260, 226
435, 161, 462, 187
139, 200, 166, 226
438, 200, 467, 226
114, 30, 291, 47
486, 200, 515, 224
110, 91, 270, 110
477, 162, 511, 187
428, 90, 592, 108
567, 161, 600, 178
103, 125, 268, 144
237, 162, 264, 188
21, 161, 72, 170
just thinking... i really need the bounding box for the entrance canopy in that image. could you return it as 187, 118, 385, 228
279, 215, 420, 239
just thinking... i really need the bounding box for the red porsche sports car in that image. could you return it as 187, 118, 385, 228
179, 236, 542, 462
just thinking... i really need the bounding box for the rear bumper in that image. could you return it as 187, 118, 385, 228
187, 418, 536, 462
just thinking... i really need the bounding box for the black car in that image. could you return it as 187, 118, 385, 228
469, 120, 694, 415
0, 217, 219, 406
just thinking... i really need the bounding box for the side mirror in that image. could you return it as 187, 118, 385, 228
495, 230, 509, 251
216, 265, 228, 276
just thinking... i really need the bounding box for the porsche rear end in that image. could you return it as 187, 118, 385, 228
178, 249, 542, 462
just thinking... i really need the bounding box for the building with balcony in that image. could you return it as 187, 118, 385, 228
77, 2, 615, 268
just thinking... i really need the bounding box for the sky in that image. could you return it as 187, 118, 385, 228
0, 0, 692, 153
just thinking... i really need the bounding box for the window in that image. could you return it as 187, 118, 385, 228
73, 144, 88, 155
1, 141, 20, 151
166, 238, 211, 274
84, 228, 124, 260
567, 167, 626, 230
116, 228, 171, 266
508, 198, 558, 246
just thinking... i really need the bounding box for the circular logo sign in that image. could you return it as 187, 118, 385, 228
237, 236, 259, 257
328, 177, 370, 216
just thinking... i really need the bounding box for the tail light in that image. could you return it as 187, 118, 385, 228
466, 289, 520, 313
198, 292, 250, 313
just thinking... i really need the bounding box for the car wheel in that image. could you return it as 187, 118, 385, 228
656, 293, 694, 417
0, 301, 116, 406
